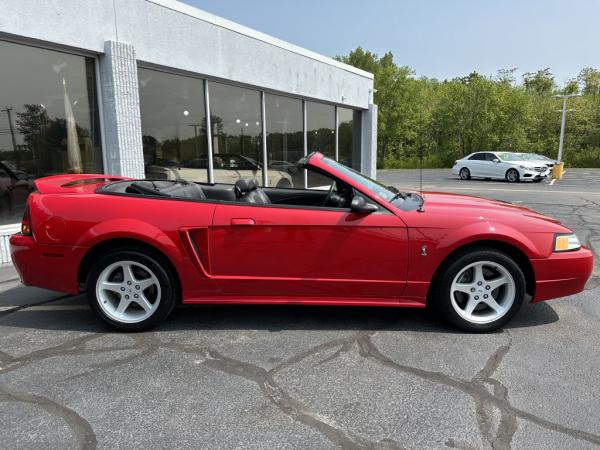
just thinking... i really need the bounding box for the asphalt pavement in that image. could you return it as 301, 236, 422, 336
0, 168, 599, 449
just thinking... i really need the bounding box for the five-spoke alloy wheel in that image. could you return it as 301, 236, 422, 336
87, 249, 177, 331
433, 248, 526, 332
450, 261, 515, 324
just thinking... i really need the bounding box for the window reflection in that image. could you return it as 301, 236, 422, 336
338, 107, 362, 170
306, 101, 335, 187
265, 94, 303, 188
0, 40, 102, 225
208, 82, 268, 186
138, 68, 209, 182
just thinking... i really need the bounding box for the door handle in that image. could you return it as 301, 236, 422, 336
231, 218, 255, 226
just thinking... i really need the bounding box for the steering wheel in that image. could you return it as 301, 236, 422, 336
321, 182, 336, 206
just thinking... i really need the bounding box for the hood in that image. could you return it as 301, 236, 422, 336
420, 191, 569, 232
508, 160, 542, 168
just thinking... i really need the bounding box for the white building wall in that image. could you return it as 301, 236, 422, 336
0, 0, 373, 109
0, 0, 378, 264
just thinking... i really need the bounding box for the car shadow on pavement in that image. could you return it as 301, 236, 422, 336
0, 290, 559, 334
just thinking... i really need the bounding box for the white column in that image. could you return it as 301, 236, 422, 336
361, 104, 378, 179
98, 40, 145, 179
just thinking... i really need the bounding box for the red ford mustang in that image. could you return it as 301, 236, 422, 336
10, 152, 593, 332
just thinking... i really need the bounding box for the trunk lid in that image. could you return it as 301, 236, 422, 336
34, 174, 129, 194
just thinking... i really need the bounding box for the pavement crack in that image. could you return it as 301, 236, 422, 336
0, 294, 73, 318
354, 331, 600, 448
471, 333, 517, 450
0, 385, 97, 450
162, 340, 404, 449
63, 334, 160, 382
0, 333, 106, 375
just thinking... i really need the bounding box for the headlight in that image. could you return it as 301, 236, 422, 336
554, 233, 581, 252
519, 165, 528, 170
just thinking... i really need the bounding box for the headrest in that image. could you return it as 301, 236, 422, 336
234, 178, 258, 197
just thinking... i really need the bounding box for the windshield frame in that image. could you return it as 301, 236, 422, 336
315, 155, 397, 203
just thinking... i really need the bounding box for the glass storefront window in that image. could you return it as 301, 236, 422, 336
0, 40, 102, 225
207, 81, 264, 185
338, 107, 362, 170
265, 94, 303, 188
306, 102, 335, 187
138, 68, 208, 182
306, 102, 335, 157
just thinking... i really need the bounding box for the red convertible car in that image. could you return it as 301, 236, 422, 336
10, 152, 593, 332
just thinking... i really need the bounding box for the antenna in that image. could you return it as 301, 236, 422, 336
417, 147, 425, 212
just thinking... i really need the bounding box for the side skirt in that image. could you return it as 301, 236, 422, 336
181, 296, 426, 308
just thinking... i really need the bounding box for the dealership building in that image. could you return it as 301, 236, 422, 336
0, 0, 376, 264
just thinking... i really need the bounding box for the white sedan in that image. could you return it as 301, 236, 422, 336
452, 152, 551, 183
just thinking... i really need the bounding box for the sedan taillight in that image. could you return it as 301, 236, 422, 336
21, 206, 32, 236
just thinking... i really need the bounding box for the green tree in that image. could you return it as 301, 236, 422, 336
337, 47, 600, 168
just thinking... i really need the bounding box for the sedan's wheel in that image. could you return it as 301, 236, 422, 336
87, 249, 177, 331
459, 168, 471, 180
433, 248, 526, 332
506, 169, 520, 183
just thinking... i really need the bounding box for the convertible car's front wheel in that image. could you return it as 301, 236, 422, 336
86, 249, 177, 331
433, 248, 526, 332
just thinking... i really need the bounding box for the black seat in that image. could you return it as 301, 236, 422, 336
234, 178, 271, 204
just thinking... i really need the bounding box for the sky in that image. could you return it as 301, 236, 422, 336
182, 0, 599, 86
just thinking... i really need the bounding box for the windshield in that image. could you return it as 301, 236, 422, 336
518, 153, 546, 161
318, 157, 396, 202
497, 152, 524, 162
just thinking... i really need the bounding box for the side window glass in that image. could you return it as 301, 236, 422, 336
469, 154, 483, 161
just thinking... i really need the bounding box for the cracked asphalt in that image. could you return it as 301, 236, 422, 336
1, 168, 599, 449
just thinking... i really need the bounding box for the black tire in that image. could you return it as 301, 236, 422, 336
431, 247, 526, 332
86, 249, 178, 331
505, 169, 520, 183
276, 178, 292, 189
459, 167, 471, 180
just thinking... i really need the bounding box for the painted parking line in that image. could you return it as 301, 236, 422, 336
443, 187, 600, 195
393, 185, 600, 195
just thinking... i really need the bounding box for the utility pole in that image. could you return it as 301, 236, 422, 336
1, 107, 17, 153
552, 93, 580, 163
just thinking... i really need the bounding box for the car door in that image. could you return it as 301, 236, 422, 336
489, 153, 511, 179
210, 199, 408, 301
476, 152, 497, 177
466, 153, 485, 176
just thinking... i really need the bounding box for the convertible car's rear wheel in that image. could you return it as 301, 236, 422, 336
86, 249, 177, 331
433, 248, 525, 332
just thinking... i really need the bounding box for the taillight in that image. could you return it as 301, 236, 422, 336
21, 206, 32, 236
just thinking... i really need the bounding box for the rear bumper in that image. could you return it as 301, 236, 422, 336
10, 233, 84, 295
531, 247, 594, 302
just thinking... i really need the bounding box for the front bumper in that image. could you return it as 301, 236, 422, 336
530, 247, 594, 302
520, 168, 550, 181
10, 233, 85, 295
